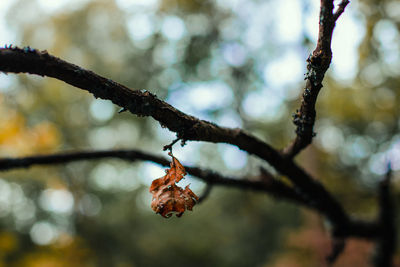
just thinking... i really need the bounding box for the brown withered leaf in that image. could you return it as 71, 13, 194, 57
149, 152, 199, 218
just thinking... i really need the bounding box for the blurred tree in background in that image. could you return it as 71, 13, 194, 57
0, 0, 399, 266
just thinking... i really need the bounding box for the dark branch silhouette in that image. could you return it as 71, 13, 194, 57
283, 0, 350, 158
0, 149, 381, 240
0, 45, 355, 239
0, 149, 307, 205
198, 183, 213, 203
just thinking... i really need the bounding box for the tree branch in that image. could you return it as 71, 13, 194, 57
0, 45, 350, 231
0, 46, 281, 169
0, 149, 307, 205
333, 0, 350, 21
0, 149, 381, 240
198, 183, 213, 203
283, 0, 350, 158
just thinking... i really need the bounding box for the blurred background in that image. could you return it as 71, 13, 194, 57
0, 0, 399, 266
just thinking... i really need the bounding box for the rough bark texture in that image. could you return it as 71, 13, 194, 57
283, 0, 350, 158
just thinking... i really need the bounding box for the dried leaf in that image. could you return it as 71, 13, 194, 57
149, 152, 198, 218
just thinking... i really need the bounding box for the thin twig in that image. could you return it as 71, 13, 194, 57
163, 138, 181, 152
0, 149, 307, 205
283, 0, 350, 158
333, 0, 350, 21
0, 149, 381, 239
198, 183, 213, 203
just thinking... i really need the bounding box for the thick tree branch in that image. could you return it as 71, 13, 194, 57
0, 46, 350, 231
283, 0, 350, 158
0, 47, 280, 165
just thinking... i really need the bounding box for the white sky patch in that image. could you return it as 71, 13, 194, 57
316, 124, 345, 152
373, 19, 400, 71
384, 1, 400, 21
369, 152, 387, 176
39, 189, 74, 214
116, 0, 159, 9
10, 183, 24, 205
0, 0, 14, 11
6, 183, 36, 226
244, 25, 265, 51
371, 136, 400, 173
242, 87, 286, 121
331, 10, 365, 82
188, 81, 233, 110
89, 163, 141, 192
112, 121, 140, 147
157, 68, 181, 88
216, 109, 243, 128
153, 43, 177, 66
30, 221, 58, 245
90, 163, 118, 191
219, 18, 242, 41
241, 2, 273, 51
0, 0, 17, 44
233, 1, 256, 21
126, 14, 155, 41
304, 0, 319, 43
140, 162, 165, 185
274, 0, 301, 43
222, 42, 247, 67
216, 0, 242, 11
118, 166, 141, 191
37, 0, 69, 12
90, 99, 115, 122
374, 20, 398, 45
161, 16, 186, 41
37, 0, 91, 13
218, 144, 247, 170
0, 75, 16, 93
88, 127, 117, 149
345, 135, 373, 159
263, 51, 303, 88
1, 183, 27, 221
368, 135, 400, 175
388, 138, 400, 171
167, 81, 233, 113
360, 63, 384, 86
171, 143, 201, 166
